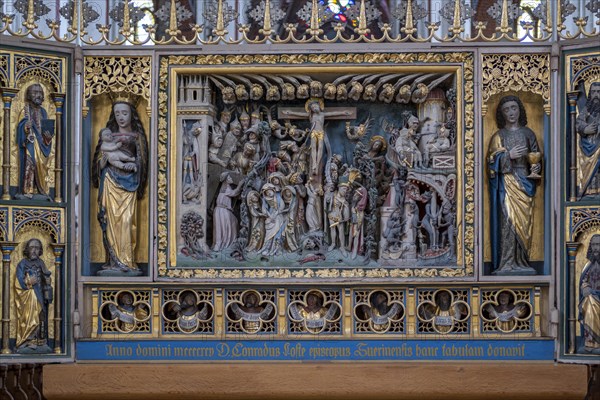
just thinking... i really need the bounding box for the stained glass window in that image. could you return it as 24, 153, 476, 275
323, 0, 356, 24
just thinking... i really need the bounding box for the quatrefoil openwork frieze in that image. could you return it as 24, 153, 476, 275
226, 290, 276, 334
100, 290, 151, 334
480, 289, 532, 334
288, 290, 342, 334
417, 289, 470, 334
162, 290, 214, 334
354, 290, 405, 334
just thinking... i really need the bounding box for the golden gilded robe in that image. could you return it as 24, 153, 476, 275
102, 175, 137, 269
15, 280, 42, 348
488, 127, 539, 273
15, 258, 51, 348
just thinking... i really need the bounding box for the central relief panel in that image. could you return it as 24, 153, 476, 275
159, 53, 475, 279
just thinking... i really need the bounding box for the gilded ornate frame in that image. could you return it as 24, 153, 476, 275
156, 51, 475, 280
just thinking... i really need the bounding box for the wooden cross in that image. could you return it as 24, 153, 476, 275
278, 102, 356, 178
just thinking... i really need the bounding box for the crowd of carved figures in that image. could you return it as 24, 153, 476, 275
96, 287, 538, 336
179, 75, 460, 268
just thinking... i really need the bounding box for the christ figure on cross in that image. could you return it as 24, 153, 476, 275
280, 98, 355, 178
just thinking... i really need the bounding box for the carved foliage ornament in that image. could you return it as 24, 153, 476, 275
570, 208, 600, 241
482, 54, 551, 109
84, 56, 151, 103
15, 55, 62, 92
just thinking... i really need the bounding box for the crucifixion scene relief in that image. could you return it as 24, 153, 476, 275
175, 71, 459, 268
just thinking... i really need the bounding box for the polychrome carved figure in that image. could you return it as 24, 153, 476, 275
92, 94, 148, 275
577, 82, 600, 199
16, 84, 55, 200
488, 95, 541, 275
579, 234, 600, 352
15, 239, 53, 353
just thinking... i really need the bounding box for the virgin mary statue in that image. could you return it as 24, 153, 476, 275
92, 93, 148, 275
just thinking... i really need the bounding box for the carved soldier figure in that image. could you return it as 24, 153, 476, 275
328, 178, 351, 256
289, 173, 307, 239
15, 239, 53, 353
577, 82, 600, 199
215, 108, 233, 137
229, 143, 256, 175
349, 184, 368, 259
218, 119, 243, 164
488, 95, 541, 275
17, 84, 55, 200
579, 234, 600, 352
208, 128, 227, 168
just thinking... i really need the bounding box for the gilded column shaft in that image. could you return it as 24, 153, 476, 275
0, 242, 18, 354
50, 243, 65, 354
567, 92, 579, 201
1, 89, 18, 201
566, 241, 580, 354
51, 94, 65, 203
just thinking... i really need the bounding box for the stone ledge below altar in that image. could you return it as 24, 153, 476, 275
45, 362, 587, 400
